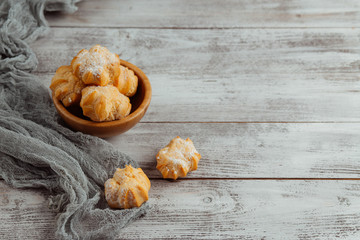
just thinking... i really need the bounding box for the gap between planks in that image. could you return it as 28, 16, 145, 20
48, 26, 360, 30
2, 178, 360, 182
149, 178, 360, 181
138, 121, 360, 124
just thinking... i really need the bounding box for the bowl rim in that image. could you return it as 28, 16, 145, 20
52, 59, 152, 127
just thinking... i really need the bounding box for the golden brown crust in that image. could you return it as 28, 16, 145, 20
71, 45, 120, 86
104, 165, 151, 209
50, 65, 85, 107
156, 136, 201, 180
113, 65, 138, 97
80, 85, 131, 122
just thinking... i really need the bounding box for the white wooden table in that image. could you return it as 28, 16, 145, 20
2, 0, 360, 239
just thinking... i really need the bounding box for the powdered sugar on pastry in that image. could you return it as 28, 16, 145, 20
104, 165, 151, 209
156, 136, 201, 180
77, 51, 104, 77
71, 45, 120, 86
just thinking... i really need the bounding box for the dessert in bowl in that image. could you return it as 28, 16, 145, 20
51, 45, 151, 138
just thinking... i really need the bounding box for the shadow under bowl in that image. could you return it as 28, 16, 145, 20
52, 59, 151, 138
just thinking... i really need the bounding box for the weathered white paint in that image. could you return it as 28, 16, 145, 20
32, 28, 360, 122
2, 180, 360, 239
106, 123, 360, 179
46, 0, 360, 28
3, 1, 360, 239
1, 121, 359, 179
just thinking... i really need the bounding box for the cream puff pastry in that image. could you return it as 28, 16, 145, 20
80, 85, 131, 122
105, 165, 151, 209
50, 65, 85, 107
156, 136, 201, 180
71, 45, 120, 86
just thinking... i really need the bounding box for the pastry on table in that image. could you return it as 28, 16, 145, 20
50, 65, 85, 107
80, 85, 131, 122
113, 65, 138, 97
156, 136, 201, 180
104, 165, 151, 209
71, 44, 121, 86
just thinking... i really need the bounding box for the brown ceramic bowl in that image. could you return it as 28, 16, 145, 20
52, 59, 151, 138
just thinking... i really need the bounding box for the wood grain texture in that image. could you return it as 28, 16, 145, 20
9, 1, 360, 239
33, 28, 360, 122
2, 180, 360, 239
45, 0, 360, 28
0, 183, 56, 240
1, 120, 358, 179
108, 122, 360, 179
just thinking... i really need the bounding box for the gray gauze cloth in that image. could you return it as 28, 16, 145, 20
0, 0, 148, 239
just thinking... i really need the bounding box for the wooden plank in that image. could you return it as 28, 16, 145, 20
2, 180, 360, 239
0, 182, 56, 240
32, 28, 360, 122
0, 122, 335, 179
1, 120, 359, 178
107, 123, 360, 179
45, 0, 360, 28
